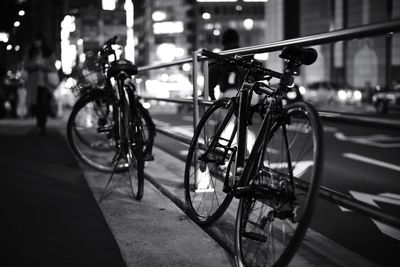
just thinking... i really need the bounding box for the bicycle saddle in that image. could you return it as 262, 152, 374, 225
107, 59, 138, 78
279, 45, 318, 65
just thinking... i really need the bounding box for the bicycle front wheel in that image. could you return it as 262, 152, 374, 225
184, 98, 237, 225
235, 101, 324, 267
67, 90, 126, 172
124, 89, 144, 200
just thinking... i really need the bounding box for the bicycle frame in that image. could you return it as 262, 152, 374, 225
199, 69, 294, 193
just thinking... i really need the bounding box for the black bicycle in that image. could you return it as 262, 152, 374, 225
184, 46, 323, 266
67, 37, 155, 200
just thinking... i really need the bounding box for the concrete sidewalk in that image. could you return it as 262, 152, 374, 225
0, 118, 233, 267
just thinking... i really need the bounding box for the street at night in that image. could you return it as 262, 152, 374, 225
1, 0, 400, 266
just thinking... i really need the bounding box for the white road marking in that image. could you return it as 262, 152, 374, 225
153, 119, 171, 127
335, 132, 400, 148
323, 126, 338, 132
343, 153, 400, 172
179, 150, 188, 156
168, 126, 194, 138
341, 191, 400, 241
264, 161, 313, 178
182, 115, 193, 122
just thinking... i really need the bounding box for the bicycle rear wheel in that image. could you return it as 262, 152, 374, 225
67, 90, 126, 172
235, 102, 324, 267
184, 98, 237, 225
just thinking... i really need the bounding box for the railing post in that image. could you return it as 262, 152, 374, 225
203, 60, 209, 101
192, 50, 200, 130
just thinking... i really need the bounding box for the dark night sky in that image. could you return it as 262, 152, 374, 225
0, 0, 27, 31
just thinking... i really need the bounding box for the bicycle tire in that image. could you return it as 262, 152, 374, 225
67, 89, 127, 172
125, 88, 144, 200
184, 98, 237, 225
235, 101, 324, 267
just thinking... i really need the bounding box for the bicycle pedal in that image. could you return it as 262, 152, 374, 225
242, 231, 267, 242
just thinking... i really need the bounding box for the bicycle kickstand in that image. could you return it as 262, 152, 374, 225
99, 151, 123, 202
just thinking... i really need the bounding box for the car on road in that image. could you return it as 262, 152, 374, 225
371, 83, 400, 114
299, 81, 362, 107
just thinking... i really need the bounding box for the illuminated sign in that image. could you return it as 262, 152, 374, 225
153, 21, 184, 35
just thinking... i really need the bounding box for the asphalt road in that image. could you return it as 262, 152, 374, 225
151, 111, 400, 267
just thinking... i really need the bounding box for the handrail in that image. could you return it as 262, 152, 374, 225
138, 58, 192, 72
137, 19, 400, 73
141, 96, 214, 106
319, 111, 400, 129
136, 19, 400, 230
204, 19, 400, 57
137, 19, 400, 128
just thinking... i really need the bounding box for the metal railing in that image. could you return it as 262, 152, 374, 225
137, 19, 400, 229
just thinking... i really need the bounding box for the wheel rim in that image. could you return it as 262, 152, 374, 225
126, 144, 142, 199
185, 100, 236, 224
236, 103, 323, 267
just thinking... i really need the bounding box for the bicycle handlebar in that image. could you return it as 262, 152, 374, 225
99, 36, 118, 58
200, 49, 282, 79
104, 36, 118, 48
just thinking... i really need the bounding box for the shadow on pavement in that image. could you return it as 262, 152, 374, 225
0, 123, 125, 267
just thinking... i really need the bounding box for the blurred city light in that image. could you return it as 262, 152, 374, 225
14, 45, 20, 51
244, 0, 269, 2
182, 63, 191, 72
61, 15, 76, 74
197, 0, 237, 2
299, 86, 306, 95
202, 12, 211, 20
6, 44, 12, 50
152, 11, 167, 21
0, 32, 9, 43
18, 10, 25, 16
254, 52, 269, 61
14, 21, 21, 27
235, 5, 243, 11
102, 0, 116, 10
161, 73, 169, 82
79, 53, 86, 64
153, 21, 184, 35
125, 0, 135, 63
157, 44, 175, 62
156, 43, 184, 62
243, 18, 254, 30
354, 90, 362, 101
213, 29, 221, 36
55, 60, 62, 70
197, 75, 204, 88
204, 23, 213, 30
338, 90, 347, 101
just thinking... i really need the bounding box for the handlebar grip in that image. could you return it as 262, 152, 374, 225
266, 69, 282, 79
104, 36, 118, 47
200, 49, 236, 64
201, 49, 282, 80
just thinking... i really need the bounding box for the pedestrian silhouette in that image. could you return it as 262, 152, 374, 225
208, 29, 242, 101
23, 32, 58, 135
